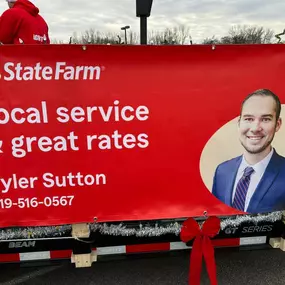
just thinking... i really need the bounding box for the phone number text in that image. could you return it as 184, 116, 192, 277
0, 196, 75, 209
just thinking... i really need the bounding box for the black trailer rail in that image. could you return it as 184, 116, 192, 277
0, 212, 284, 267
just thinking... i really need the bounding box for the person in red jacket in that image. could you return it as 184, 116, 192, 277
0, 0, 50, 44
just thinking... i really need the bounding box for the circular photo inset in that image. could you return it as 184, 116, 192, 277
200, 89, 285, 214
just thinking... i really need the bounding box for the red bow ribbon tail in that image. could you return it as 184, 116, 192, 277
203, 235, 218, 285
180, 216, 221, 285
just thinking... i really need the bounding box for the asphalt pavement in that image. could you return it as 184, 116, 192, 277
0, 247, 285, 285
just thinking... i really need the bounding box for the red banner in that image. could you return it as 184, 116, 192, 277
0, 44, 284, 227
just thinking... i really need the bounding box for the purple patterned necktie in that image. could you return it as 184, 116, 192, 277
232, 167, 255, 211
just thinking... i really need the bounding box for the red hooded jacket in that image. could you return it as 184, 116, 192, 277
0, 0, 50, 44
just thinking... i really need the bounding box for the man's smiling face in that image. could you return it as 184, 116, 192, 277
238, 95, 282, 155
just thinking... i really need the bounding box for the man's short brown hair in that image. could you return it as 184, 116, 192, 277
240, 89, 281, 120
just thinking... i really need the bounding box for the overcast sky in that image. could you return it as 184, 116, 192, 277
0, 0, 284, 43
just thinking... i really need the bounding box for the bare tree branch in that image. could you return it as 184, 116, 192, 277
148, 25, 192, 45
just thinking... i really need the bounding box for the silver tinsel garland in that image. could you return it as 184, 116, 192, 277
90, 222, 182, 237
0, 212, 283, 240
90, 211, 283, 237
220, 211, 283, 230
0, 225, 72, 241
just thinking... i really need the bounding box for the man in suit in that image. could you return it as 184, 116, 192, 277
212, 89, 285, 214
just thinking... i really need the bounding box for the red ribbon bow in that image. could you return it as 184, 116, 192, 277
180, 216, 221, 285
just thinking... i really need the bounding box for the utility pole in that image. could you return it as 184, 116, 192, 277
136, 0, 153, 45
121, 26, 130, 44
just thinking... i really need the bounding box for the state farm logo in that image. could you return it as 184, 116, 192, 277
2, 62, 104, 81
33, 34, 47, 43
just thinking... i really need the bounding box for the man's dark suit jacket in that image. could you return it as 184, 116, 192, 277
212, 149, 285, 213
